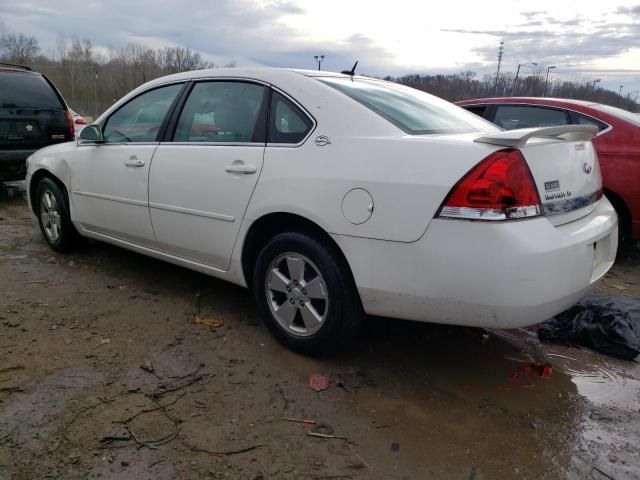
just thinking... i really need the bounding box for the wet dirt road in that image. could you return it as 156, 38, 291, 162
1, 185, 639, 480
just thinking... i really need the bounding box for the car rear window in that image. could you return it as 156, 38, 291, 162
0, 72, 64, 110
317, 77, 498, 135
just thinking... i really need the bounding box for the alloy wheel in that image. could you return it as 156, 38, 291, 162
40, 189, 62, 243
265, 252, 329, 337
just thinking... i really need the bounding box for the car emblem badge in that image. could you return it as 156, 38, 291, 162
314, 135, 331, 146
583, 162, 592, 174
544, 180, 560, 191
25, 124, 33, 132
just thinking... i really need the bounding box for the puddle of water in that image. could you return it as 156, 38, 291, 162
489, 328, 640, 410
546, 346, 640, 410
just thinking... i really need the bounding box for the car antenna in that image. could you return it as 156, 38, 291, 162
341, 61, 358, 77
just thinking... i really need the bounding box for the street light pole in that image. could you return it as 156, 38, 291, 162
494, 41, 504, 94
618, 85, 624, 106
93, 64, 99, 119
511, 62, 537, 95
543, 65, 556, 97
512, 64, 522, 96
591, 79, 601, 97
313, 55, 325, 71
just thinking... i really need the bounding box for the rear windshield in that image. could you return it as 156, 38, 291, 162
0, 72, 64, 110
317, 77, 499, 135
590, 103, 640, 126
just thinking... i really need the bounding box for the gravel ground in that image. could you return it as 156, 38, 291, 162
1, 185, 639, 480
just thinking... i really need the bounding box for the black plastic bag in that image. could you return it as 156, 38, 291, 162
539, 295, 640, 361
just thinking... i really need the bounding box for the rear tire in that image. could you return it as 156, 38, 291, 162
35, 177, 83, 252
253, 231, 363, 355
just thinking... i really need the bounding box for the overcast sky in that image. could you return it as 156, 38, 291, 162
2, 0, 639, 95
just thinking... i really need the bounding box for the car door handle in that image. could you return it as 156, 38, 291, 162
225, 164, 257, 174
124, 158, 145, 167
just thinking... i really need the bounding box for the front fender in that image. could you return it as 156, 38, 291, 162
26, 142, 76, 213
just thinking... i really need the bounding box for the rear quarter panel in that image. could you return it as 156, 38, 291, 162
592, 122, 640, 239
247, 134, 500, 242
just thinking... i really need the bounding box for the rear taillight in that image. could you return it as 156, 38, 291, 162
75, 117, 87, 125
65, 110, 75, 135
438, 148, 542, 221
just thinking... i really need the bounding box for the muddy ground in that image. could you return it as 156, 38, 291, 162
1, 183, 639, 480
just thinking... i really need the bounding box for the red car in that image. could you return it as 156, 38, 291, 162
456, 97, 640, 243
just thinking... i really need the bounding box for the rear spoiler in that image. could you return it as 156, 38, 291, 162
475, 125, 599, 148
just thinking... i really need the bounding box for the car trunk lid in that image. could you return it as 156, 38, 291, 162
475, 125, 602, 226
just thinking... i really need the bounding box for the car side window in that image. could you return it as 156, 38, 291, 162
102, 84, 183, 144
569, 111, 608, 132
493, 105, 569, 130
268, 92, 313, 144
173, 81, 267, 143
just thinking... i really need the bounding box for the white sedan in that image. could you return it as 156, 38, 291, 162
25, 68, 618, 354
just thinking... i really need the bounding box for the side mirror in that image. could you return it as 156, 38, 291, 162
79, 124, 103, 143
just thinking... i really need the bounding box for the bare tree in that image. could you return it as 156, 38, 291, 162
389, 71, 639, 112
159, 46, 214, 73
55, 34, 68, 62
0, 32, 41, 63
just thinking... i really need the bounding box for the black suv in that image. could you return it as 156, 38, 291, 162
0, 63, 75, 181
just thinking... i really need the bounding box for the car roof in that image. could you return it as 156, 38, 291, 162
456, 97, 598, 107
141, 67, 365, 89
0, 67, 39, 75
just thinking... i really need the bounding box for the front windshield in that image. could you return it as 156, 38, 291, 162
317, 76, 499, 135
590, 103, 640, 126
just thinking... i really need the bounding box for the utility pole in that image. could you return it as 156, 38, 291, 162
494, 41, 504, 95
512, 62, 537, 95
314, 55, 325, 71
543, 66, 556, 97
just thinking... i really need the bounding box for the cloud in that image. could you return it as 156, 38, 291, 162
0, 0, 394, 73
616, 4, 640, 16
520, 10, 547, 20
443, 13, 640, 67
1, 0, 639, 94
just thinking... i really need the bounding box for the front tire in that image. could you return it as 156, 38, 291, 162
253, 232, 362, 355
35, 177, 82, 252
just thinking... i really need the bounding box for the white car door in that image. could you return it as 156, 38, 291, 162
72, 83, 185, 247
148, 81, 268, 270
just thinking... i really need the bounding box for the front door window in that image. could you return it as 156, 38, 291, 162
103, 83, 183, 143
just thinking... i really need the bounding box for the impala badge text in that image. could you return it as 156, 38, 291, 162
544, 180, 560, 191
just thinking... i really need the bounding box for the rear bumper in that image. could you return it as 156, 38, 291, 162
333, 198, 618, 329
0, 149, 34, 181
